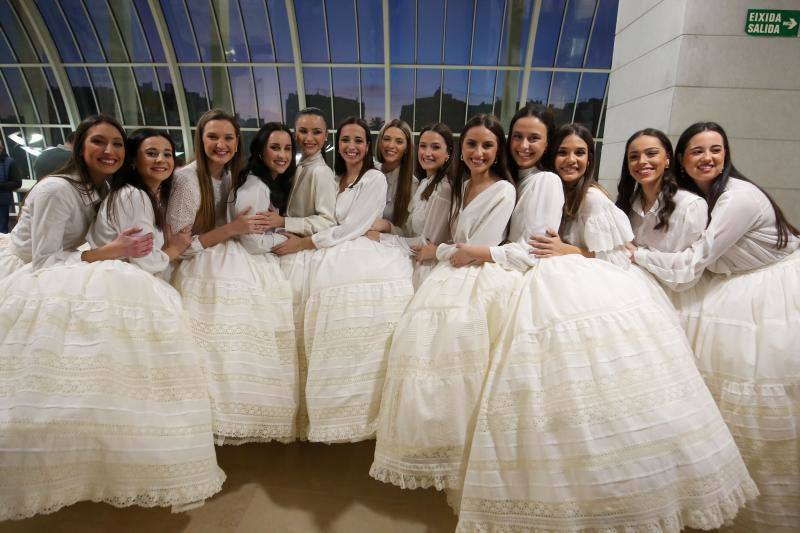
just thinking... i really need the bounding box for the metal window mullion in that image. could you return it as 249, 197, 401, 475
103, 0, 133, 62
18, 66, 45, 123
128, 0, 166, 124
495, 0, 508, 67
464, 0, 478, 121
321, 0, 332, 62
180, 0, 204, 63
8, 2, 40, 62
581, 0, 602, 67
129, 1, 156, 62
570, 71, 584, 123
441, 0, 447, 63
382, 0, 390, 121
595, 74, 609, 137
353, 0, 362, 63
263, 1, 279, 64
150, 66, 169, 126
82, 66, 101, 113
78, 0, 109, 62
0, 70, 21, 122
546, 0, 570, 105
283, 0, 306, 110
53, 2, 84, 63
39, 66, 63, 123
208, 1, 235, 111
147, 0, 193, 153
0, 122, 78, 128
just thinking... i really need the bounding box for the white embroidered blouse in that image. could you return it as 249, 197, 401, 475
227, 174, 288, 254
380, 175, 452, 254
284, 151, 337, 236
630, 188, 708, 253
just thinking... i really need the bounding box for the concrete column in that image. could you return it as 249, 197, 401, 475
599, 0, 800, 224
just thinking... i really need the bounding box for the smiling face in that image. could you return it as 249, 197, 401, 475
417, 130, 449, 176
554, 134, 589, 184
82, 122, 125, 184
262, 130, 293, 177
681, 130, 725, 192
380, 126, 407, 168
135, 135, 174, 191
627, 135, 669, 189
295, 114, 327, 158
201, 119, 237, 175
338, 123, 368, 169
460, 125, 498, 176
509, 116, 548, 170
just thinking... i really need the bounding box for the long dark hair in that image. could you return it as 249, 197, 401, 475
107, 128, 174, 231
675, 122, 799, 248
506, 103, 556, 177
416, 122, 454, 201
451, 114, 511, 224
333, 116, 374, 186
548, 123, 606, 228
235, 122, 296, 214
616, 128, 677, 232
376, 118, 414, 227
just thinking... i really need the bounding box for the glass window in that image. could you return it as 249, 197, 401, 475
159, 0, 199, 62
472, 0, 504, 65
0, 74, 18, 123
296, 0, 329, 63
179, 67, 209, 125
240, 0, 275, 62
526, 71, 551, 105
548, 71, 580, 125
585, 0, 618, 68
61, 0, 106, 61
414, 69, 441, 130
266, 0, 293, 62
217, 0, 250, 62
326, 0, 357, 63
22, 68, 59, 124
187, 1, 226, 62
133, 0, 166, 62
2, 68, 38, 124
556, 0, 597, 68
499, 0, 534, 66
253, 67, 282, 124
85, 0, 128, 62
331, 68, 360, 124
532, 0, 566, 67
444, 0, 473, 65
109, 67, 143, 125
389, 0, 415, 64
44, 69, 68, 123
203, 66, 233, 112
0, 28, 14, 63
0, 0, 40, 63
303, 67, 332, 127
441, 70, 468, 132
361, 68, 384, 129
417, 0, 444, 64
277, 67, 298, 125
107, 0, 151, 62
35, 0, 81, 62
574, 72, 607, 135
66, 67, 97, 118
466, 69, 496, 117
87, 67, 121, 120
156, 67, 180, 126
357, 0, 383, 63
133, 66, 166, 126
389, 68, 414, 126
229, 67, 259, 127
494, 70, 522, 123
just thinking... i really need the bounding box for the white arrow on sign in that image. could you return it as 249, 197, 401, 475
783, 17, 798, 30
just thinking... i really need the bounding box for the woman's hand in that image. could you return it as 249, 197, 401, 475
529, 228, 581, 258
625, 241, 638, 263
366, 230, 381, 241
272, 233, 314, 255
263, 207, 285, 230
411, 242, 437, 263
109, 227, 154, 259
370, 218, 392, 233
164, 223, 193, 260
450, 243, 478, 267
229, 206, 269, 236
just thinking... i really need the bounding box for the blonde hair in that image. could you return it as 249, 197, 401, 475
376, 119, 414, 227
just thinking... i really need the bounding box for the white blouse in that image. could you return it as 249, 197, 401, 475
87, 185, 169, 275
490, 167, 565, 272
635, 178, 800, 285
436, 179, 516, 261
630, 188, 708, 253
380, 176, 452, 254
10, 175, 103, 270
228, 174, 288, 254
379, 165, 419, 224
166, 160, 233, 258
284, 151, 337, 236
311, 169, 387, 249
562, 186, 635, 268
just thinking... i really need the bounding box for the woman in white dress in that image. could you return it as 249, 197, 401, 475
0, 121, 225, 520
372, 119, 416, 228
452, 120, 756, 532
632, 122, 800, 532
281, 116, 414, 443
269, 108, 337, 438
369, 122, 454, 288
167, 109, 297, 444
371, 114, 518, 492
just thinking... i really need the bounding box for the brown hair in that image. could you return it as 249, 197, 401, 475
376, 119, 414, 227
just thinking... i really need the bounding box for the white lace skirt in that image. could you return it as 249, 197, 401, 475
0, 233, 24, 281
0, 260, 225, 521
455, 255, 758, 533
172, 240, 298, 444
303, 237, 413, 443
679, 251, 800, 532
371, 261, 522, 491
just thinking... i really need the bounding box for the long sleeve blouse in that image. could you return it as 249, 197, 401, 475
10, 175, 103, 270
228, 174, 288, 254
436, 179, 515, 261
489, 168, 564, 272
87, 185, 170, 274
630, 188, 708, 253
380, 176, 452, 254
561, 186, 634, 268
311, 169, 387, 249
634, 177, 800, 285
166, 160, 232, 258
284, 151, 337, 236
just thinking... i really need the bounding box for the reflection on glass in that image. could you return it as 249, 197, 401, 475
186, 1, 226, 62
389, 0, 414, 64
532, 0, 566, 67
240, 0, 276, 62
499, 0, 533, 66
88, 67, 120, 120
85, 0, 127, 62
390, 68, 414, 126
467, 70, 496, 118
203, 66, 233, 113
548, 71, 580, 125
444, 0, 473, 65
0, 0, 39, 63
414, 69, 441, 130
110, 67, 143, 125
0, 74, 17, 122
417, 0, 444, 64
229, 67, 258, 127
133, 66, 166, 126
266, 0, 293, 62
361, 68, 384, 130
66, 67, 96, 119
133, 0, 166, 62
277, 67, 298, 125
217, 0, 250, 62
22, 68, 58, 124
253, 67, 282, 124
3, 68, 37, 124
60, 0, 105, 61
44, 68, 68, 123
303, 67, 332, 127
495, 70, 522, 125
574, 73, 607, 135
331, 68, 361, 125
156, 67, 179, 125
179, 67, 209, 125
556, 0, 597, 68
585, 0, 618, 68
0, 30, 14, 63
159, 0, 199, 62
472, 0, 504, 65
357, 0, 383, 63
441, 70, 468, 132
36, 0, 81, 62
526, 71, 551, 105
326, 0, 357, 63
296, 0, 329, 62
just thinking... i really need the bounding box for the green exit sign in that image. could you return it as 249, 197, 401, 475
746, 9, 800, 37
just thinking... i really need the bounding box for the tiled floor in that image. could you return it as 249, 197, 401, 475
0, 441, 458, 533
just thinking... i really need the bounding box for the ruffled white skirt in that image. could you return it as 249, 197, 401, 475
371, 261, 522, 491
678, 251, 800, 532
0, 233, 25, 281
303, 237, 413, 443
455, 255, 757, 533
172, 240, 298, 444
0, 260, 225, 521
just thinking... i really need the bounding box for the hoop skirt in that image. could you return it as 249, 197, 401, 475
303, 236, 413, 443
0, 260, 225, 520
172, 240, 298, 444
0, 233, 24, 280
455, 254, 758, 532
